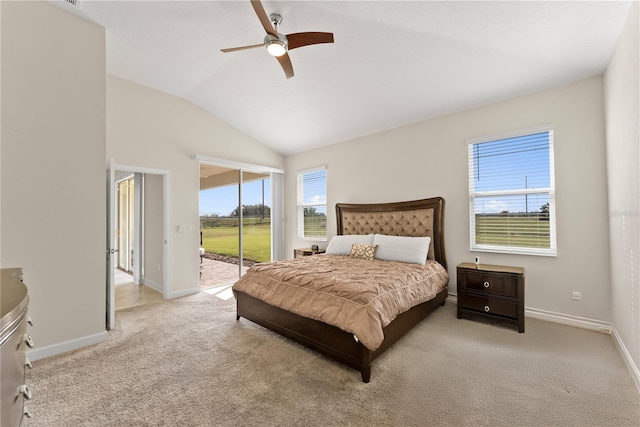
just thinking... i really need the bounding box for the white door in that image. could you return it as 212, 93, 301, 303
106, 158, 116, 330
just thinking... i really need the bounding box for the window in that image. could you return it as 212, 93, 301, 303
297, 167, 327, 240
468, 126, 556, 256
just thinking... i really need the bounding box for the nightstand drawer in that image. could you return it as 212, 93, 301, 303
460, 294, 518, 318
461, 272, 518, 298
457, 263, 525, 332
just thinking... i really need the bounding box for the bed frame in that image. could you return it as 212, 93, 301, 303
235, 197, 448, 383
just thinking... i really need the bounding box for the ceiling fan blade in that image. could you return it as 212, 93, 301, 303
220, 43, 264, 53
286, 32, 334, 50
250, 0, 277, 37
276, 53, 294, 79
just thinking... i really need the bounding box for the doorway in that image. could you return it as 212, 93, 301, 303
113, 171, 163, 309
197, 157, 284, 290
107, 161, 170, 329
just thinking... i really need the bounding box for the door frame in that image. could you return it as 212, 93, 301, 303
194, 154, 285, 271
107, 160, 171, 327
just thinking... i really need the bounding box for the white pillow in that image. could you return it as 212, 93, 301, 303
325, 235, 375, 255
372, 234, 431, 265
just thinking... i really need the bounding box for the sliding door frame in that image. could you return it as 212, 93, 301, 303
194, 154, 285, 271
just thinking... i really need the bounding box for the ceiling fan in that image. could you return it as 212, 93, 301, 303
220, 0, 334, 79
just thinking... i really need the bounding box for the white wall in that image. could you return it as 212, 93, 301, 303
286, 76, 610, 322
1, 1, 107, 353
107, 76, 284, 296
143, 173, 164, 290
604, 1, 640, 383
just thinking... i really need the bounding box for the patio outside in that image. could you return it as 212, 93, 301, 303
199, 255, 251, 289
199, 165, 271, 290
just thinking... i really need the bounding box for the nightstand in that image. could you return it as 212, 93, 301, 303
294, 248, 326, 258
457, 262, 525, 333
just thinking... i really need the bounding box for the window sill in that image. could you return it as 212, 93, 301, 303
471, 245, 557, 257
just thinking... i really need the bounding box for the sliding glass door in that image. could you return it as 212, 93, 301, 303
199, 163, 278, 288
241, 171, 271, 270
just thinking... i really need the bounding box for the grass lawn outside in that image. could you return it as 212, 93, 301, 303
303, 216, 326, 238
201, 223, 271, 263
475, 215, 550, 248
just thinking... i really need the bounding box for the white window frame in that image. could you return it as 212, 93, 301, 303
467, 125, 557, 256
296, 166, 327, 241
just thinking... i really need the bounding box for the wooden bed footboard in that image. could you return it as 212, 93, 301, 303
235, 197, 448, 383
235, 287, 448, 383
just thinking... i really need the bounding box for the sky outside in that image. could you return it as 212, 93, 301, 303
472, 132, 551, 214
200, 178, 271, 217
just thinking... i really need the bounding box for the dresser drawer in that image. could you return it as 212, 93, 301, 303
1, 268, 30, 427
460, 271, 518, 298
460, 293, 518, 319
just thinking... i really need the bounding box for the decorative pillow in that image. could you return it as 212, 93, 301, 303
372, 234, 431, 265
350, 243, 378, 260
325, 234, 375, 255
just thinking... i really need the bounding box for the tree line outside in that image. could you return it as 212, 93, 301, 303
202, 199, 548, 258
475, 202, 550, 248
200, 204, 328, 263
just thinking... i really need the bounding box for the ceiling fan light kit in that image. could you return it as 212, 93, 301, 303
220, 0, 334, 79
265, 34, 288, 57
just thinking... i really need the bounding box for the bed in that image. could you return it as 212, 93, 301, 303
232, 197, 449, 382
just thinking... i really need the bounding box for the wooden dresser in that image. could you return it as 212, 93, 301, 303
457, 262, 525, 333
1, 268, 33, 425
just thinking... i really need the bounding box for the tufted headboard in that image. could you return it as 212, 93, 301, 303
335, 197, 447, 270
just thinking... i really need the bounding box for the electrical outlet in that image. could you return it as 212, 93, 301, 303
572, 291, 581, 301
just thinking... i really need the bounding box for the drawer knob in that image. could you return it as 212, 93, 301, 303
483, 281, 490, 288
28, 316, 34, 326
24, 409, 32, 419
484, 305, 490, 313
19, 385, 32, 400
23, 334, 34, 348
25, 357, 32, 369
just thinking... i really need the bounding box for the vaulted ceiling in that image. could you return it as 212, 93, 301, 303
53, 0, 632, 155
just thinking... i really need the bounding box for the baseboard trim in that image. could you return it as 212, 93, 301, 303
449, 293, 639, 392
525, 307, 612, 333
611, 326, 640, 393
28, 288, 199, 361
169, 287, 200, 299
446, 294, 457, 304
142, 278, 163, 293
28, 331, 108, 362
447, 294, 611, 333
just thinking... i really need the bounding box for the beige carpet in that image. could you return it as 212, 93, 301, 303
24, 292, 640, 426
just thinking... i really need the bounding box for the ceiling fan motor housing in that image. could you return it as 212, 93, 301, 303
264, 33, 288, 56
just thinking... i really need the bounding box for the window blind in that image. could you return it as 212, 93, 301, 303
468, 128, 557, 256
297, 167, 327, 239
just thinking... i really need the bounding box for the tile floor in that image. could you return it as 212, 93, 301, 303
114, 269, 163, 311
114, 258, 245, 310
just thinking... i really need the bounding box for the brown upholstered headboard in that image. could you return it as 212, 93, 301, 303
335, 197, 447, 270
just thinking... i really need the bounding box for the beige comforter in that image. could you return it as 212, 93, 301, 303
232, 254, 449, 351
